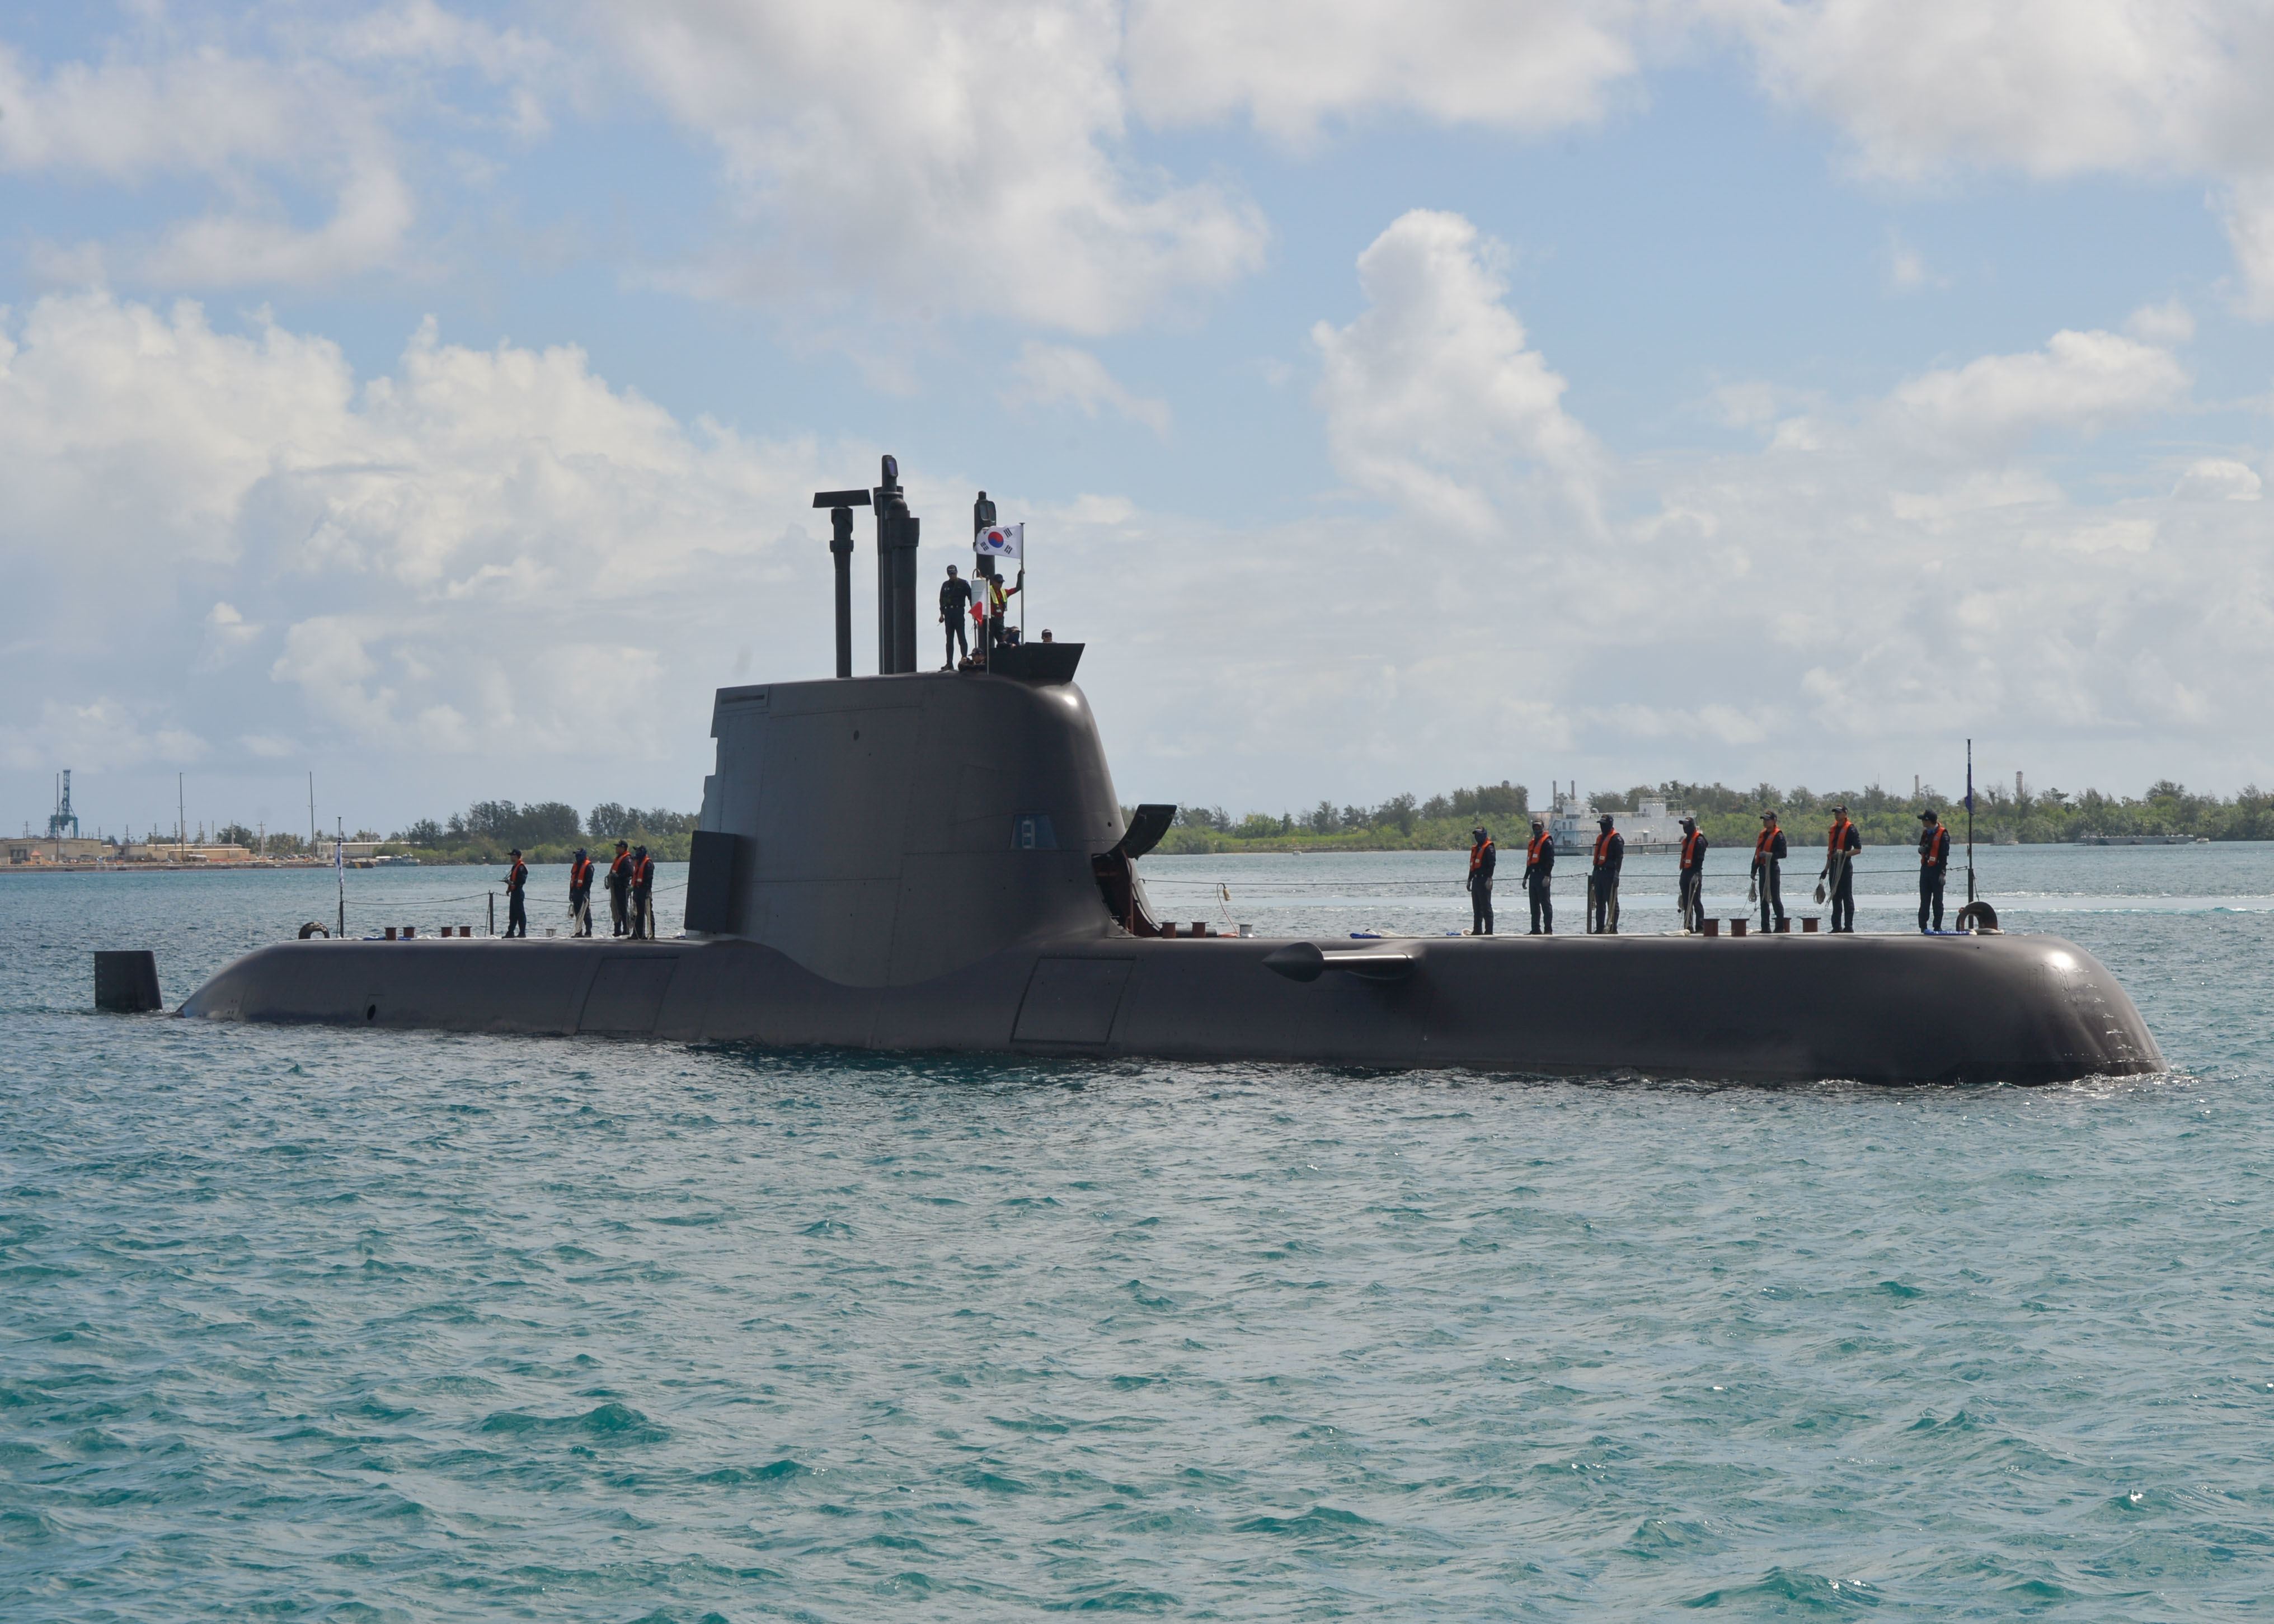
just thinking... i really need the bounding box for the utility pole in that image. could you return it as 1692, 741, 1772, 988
178, 773, 186, 852
308, 771, 316, 851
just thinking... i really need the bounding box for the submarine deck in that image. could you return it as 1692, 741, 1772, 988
177, 927, 2164, 1086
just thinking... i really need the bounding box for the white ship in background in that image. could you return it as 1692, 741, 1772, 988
1545, 783, 1695, 855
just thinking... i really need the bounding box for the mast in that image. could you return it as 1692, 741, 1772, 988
1966, 738, 1976, 905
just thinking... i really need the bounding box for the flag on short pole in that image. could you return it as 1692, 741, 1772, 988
975, 522, 1023, 560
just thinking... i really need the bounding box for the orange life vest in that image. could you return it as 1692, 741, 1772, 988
1827, 818, 1852, 857
1468, 839, 1492, 874
1921, 826, 1949, 866
1593, 828, 1617, 866
1755, 826, 1778, 860
1680, 831, 1706, 870
570, 857, 593, 888
609, 851, 631, 882
633, 855, 654, 888
1526, 830, 1550, 863
508, 860, 527, 892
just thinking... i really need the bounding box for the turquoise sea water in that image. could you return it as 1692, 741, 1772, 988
4, 846, 2272, 1620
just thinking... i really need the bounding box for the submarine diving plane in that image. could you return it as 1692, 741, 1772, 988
180, 459, 2163, 1085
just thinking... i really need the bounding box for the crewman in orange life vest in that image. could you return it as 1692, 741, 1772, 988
607, 840, 632, 936
1465, 825, 1495, 935
1588, 813, 1624, 934
1677, 816, 1708, 933
1524, 817, 1556, 934
1917, 808, 1951, 931
629, 845, 656, 940
568, 846, 595, 937
503, 848, 529, 938
1821, 804, 1862, 933
1751, 811, 1788, 933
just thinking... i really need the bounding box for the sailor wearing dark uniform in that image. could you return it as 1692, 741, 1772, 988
1822, 805, 1862, 933
1677, 816, 1708, 933
1589, 813, 1624, 934
629, 844, 656, 940
504, 849, 528, 938
1524, 817, 1555, 935
1466, 825, 1496, 935
939, 564, 972, 669
1752, 812, 1788, 933
568, 848, 595, 937
607, 840, 632, 936
1918, 809, 1951, 931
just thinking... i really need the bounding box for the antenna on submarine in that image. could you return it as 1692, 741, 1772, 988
1966, 737, 1976, 906
811, 479, 873, 679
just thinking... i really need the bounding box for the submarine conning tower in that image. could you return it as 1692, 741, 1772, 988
684, 455, 1133, 987
688, 673, 1127, 987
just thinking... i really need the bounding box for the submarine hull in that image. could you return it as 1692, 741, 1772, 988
178, 930, 2163, 1085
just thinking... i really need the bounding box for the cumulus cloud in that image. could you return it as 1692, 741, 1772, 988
2173, 458, 2262, 501
0, 290, 855, 820
1887, 328, 2188, 448
1311, 209, 1598, 532
602, 0, 1267, 332
1124, 0, 1640, 144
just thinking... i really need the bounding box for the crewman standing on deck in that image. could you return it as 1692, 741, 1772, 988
1822, 805, 1862, 933
1917, 808, 1951, 931
939, 564, 972, 670
1752, 811, 1788, 933
629, 844, 656, 940
568, 847, 595, 937
607, 839, 632, 936
1678, 816, 1708, 932
503, 848, 528, 938
1589, 813, 1625, 934
1524, 816, 1556, 934
1465, 825, 1496, 935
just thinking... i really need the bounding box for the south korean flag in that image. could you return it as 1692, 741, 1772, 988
975, 522, 1023, 560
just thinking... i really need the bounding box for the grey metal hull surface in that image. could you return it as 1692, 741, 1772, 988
177, 930, 2164, 1085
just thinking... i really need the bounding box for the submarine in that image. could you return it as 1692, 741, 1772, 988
179, 458, 2163, 1085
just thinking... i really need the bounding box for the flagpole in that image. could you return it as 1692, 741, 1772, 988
1966, 738, 1976, 905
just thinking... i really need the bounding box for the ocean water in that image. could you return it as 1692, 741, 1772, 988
4, 847, 2272, 1620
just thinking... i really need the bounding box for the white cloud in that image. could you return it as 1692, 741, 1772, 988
2173, 458, 2262, 501
2125, 299, 2196, 343
1311, 209, 1598, 532
1124, 0, 1640, 144
1884, 229, 1947, 293
602, 0, 1267, 333
2222, 178, 2274, 320
194, 602, 264, 672
0, 698, 207, 774
1007, 342, 1173, 436
1719, 0, 2274, 314
0, 290, 848, 800
1888, 328, 2187, 448
0, 41, 417, 285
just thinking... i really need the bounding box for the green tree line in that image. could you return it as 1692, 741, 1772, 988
377, 800, 700, 864
1134, 779, 2274, 854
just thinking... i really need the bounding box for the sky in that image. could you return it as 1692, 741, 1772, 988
3, 0, 2271, 842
